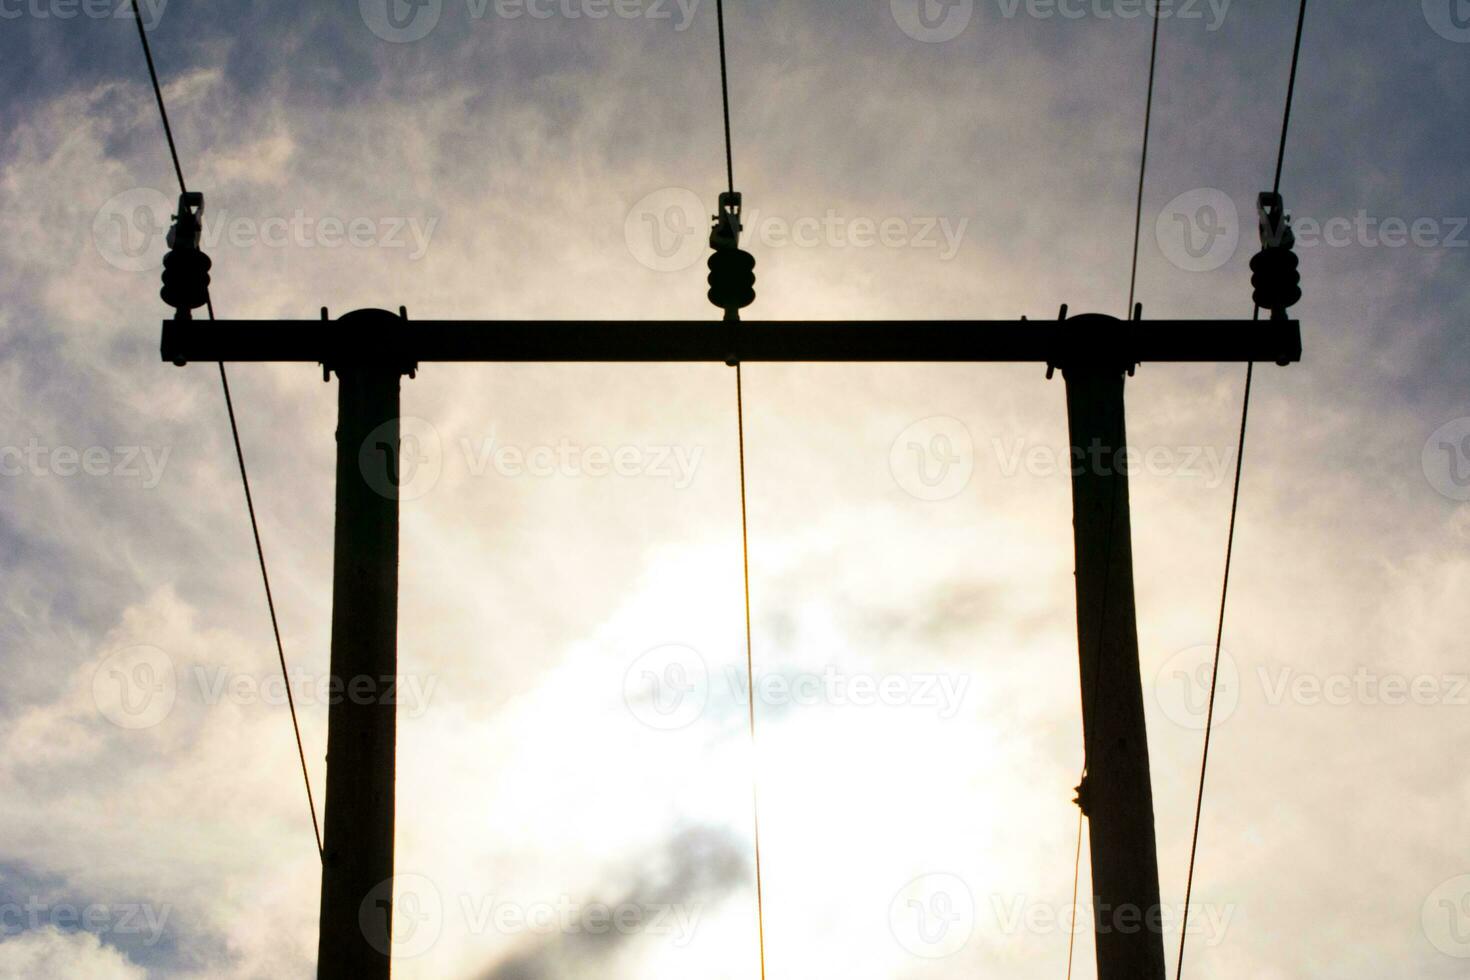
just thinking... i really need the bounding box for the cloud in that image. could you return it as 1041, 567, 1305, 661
474, 825, 746, 980
0, 927, 148, 980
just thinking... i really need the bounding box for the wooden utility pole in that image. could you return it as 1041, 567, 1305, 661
161, 308, 1297, 979
314, 327, 414, 978
1060, 324, 1166, 977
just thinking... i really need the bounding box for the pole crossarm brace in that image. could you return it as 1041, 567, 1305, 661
160, 309, 1301, 368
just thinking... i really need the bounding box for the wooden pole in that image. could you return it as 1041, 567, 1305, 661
317, 366, 403, 979
1062, 359, 1167, 980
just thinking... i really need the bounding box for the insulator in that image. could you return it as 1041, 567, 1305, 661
1251, 191, 1302, 316
707, 248, 756, 312
1250, 247, 1301, 312
160, 244, 213, 312
160, 192, 212, 314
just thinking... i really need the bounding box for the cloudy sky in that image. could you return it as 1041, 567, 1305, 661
2, 0, 1469, 976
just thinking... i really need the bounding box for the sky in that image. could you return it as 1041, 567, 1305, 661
1, 0, 1469, 977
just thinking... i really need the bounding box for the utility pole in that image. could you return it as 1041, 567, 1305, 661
159, 308, 1298, 978
1059, 311, 1166, 977
314, 314, 415, 979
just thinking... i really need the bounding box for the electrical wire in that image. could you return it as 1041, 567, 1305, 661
1126, 10, 1163, 318
128, 0, 323, 863
1175, 4, 1309, 976
715, 0, 735, 195
711, 2, 766, 973
735, 365, 768, 980
1065, 806, 1085, 980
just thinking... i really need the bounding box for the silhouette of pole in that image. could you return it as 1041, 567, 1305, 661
317, 359, 406, 979
161, 316, 1300, 366
1061, 350, 1166, 980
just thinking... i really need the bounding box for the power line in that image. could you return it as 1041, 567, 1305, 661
1272, 1, 1310, 199
128, 0, 323, 863
734, 365, 768, 980
713, 1, 766, 972
1126, 9, 1163, 318
715, 0, 735, 194
128, 1, 185, 195
1175, 3, 1309, 976
1065, 806, 1085, 980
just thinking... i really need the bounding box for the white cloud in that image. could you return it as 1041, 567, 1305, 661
0, 928, 147, 980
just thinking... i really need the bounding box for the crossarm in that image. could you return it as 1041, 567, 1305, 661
160, 314, 1302, 366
